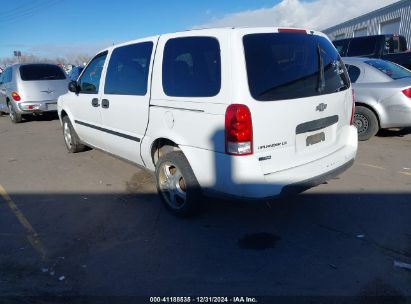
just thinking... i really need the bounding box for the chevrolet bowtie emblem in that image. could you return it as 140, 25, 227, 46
316, 103, 327, 112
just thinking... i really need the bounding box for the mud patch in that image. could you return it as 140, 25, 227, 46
238, 232, 280, 250
126, 170, 156, 193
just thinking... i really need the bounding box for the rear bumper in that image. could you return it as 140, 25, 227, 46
280, 158, 354, 196
181, 126, 358, 200
16, 100, 57, 113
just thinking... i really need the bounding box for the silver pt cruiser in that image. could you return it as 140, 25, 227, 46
0, 63, 69, 123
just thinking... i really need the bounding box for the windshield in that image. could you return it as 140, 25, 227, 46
19, 64, 66, 81
365, 59, 411, 80
243, 33, 350, 101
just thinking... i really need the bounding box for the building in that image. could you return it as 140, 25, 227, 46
323, 0, 411, 47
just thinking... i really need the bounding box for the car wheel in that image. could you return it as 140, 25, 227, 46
8, 102, 22, 123
155, 151, 203, 217
62, 116, 86, 153
354, 106, 379, 141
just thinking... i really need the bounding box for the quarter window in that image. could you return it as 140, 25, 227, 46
346, 65, 361, 83
78, 52, 107, 94
2, 68, 12, 83
104, 42, 153, 95
162, 37, 221, 97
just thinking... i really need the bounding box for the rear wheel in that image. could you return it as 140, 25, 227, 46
155, 151, 203, 217
354, 106, 379, 141
8, 102, 22, 123
62, 116, 86, 153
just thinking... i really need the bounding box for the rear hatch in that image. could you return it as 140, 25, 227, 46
242, 31, 353, 174
18, 64, 68, 102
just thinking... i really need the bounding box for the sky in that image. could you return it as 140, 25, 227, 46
0, 0, 399, 61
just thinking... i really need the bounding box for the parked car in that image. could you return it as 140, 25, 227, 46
58, 27, 358, 217
343, 57, 411, 140
333, 35, 411, 70
68, 66, 84, 81
0, 63, 69, 123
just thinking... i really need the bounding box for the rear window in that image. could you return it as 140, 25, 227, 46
365, 59, 411, 80
347, 37, 377, 57
20, 64, 66, 81
243, 33, 350, 101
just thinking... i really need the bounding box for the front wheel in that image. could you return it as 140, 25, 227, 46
354, 106, 379, 141
62, 116, 86, 153
8, 102, 22, 123
155, 151, 203, 217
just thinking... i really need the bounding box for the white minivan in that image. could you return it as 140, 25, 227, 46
58, 27, 358, 216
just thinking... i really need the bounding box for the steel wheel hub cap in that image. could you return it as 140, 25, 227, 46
354, 113, 369, 134
158, 162, 187, 209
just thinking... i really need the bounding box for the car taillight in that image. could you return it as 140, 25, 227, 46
402, 87, 411, 98
350, 89, 355, 125
225, 104, 253, 156
278, 28, 307, 34
11, 92, 21, 101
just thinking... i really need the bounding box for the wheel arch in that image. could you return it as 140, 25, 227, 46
355, 102, 381, 128
150, 137, 183, 167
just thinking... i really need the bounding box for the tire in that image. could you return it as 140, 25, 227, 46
155, 151, 203, 217
62, 116, 86, 153
8, 102, 22, 123
354, 106, 379, 141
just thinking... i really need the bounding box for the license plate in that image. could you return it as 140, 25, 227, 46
47, 103, 57, 111
306, 132, 325, 146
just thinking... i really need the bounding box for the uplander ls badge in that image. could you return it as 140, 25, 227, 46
316, 103, 327, 112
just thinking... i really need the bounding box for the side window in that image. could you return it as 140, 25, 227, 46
78, 52, 107, 94
162, 36, 221, 97
346, 65, 361, 83
104, 42, 153, 95
333, 40, 346, 55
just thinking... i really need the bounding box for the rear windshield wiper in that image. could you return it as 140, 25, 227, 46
317, 44, 325, 93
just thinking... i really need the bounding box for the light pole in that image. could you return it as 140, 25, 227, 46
13, 51, 22, 63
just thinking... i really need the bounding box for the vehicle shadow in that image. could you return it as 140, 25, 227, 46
0, 129, 410, 298
376, 127, 411, 138
19, 112, 60, 123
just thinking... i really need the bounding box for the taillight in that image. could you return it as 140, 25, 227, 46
278, 28, 307, 34
350, 89, 355, 125
225, 104, 253, 156
402, 87, 411, 98
11, 92, 21, 102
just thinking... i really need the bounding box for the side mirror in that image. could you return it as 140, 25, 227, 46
68, 81, 80, 94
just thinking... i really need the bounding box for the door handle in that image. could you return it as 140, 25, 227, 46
101, 99, 110, 109
91, 98, 100, 107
